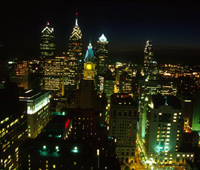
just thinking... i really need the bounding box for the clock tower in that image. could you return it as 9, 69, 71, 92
83, 61, 95, 80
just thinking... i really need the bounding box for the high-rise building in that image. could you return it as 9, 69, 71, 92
19, 90, 51, 138
39, 22, 56, 89
15, 60, 30, 90
96, 34, 108, 76
43, 56, 66, 95
39, 22, 56, 60
0, 83, 27, 170
109, 93, 138, 169
144, 40, 157, 80
66, 13, 83, 89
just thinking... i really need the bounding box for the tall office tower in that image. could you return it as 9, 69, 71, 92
138, 94, 194, 166
15, 60, 30, 90
67, 13, 83, 89
109, 93, 138, 169
43, 56, 66, 95
144, 40, 157, 80
19, 90, 51, 138
39, 22, 56, 60
39, 22, 56, 89
96, 34, 108, 76
0, 83, 27, 170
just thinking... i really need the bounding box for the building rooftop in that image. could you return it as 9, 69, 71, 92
19, 90, 50, 101
151, 94, 182, 109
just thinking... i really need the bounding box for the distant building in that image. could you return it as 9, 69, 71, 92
43, 56, 66, 96
104, 70, 115, 105
39, 22, 56, 90
66, 13, 83, 89
109, 93, 138, 168
96, 34, 108, 76
19, 90, 51, 138
143, 40, 157, 80
15, 60, 30, 90
39, 22, 56, 60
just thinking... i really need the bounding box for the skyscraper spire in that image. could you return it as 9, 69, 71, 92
75, 13, 78, 27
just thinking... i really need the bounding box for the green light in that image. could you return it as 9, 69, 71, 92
43, 145, 46, 150
55, 146, 59, 151
71, 146, 78, 153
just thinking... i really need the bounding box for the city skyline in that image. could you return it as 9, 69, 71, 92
1, 1, 200, 64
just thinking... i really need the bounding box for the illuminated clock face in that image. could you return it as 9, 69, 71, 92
86, 64, 92, 70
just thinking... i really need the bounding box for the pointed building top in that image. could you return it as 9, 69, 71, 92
75, 13, 78, 27
99, 34, 107, 42
85, 41, 94, 63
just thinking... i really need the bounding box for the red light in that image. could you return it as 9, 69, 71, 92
47, 22, 49, 26
76, 12, 78, 16
65, 119, 70, 129
75, 43, 77, 46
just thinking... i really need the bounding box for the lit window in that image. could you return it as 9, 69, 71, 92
74, 162, 76, 165
53, 165, 56, 168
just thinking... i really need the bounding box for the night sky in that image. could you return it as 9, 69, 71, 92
1, 1, 200, 65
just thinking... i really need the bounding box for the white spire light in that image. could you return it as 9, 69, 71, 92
99, 34, 107, 42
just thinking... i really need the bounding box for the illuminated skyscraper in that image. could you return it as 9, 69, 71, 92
96, 34, 108, 76
66, 13, 83, 88
143, 40, 157, 80
39, 22, 56, 89
39, 22, 56, 60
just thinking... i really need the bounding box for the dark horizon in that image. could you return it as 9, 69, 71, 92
1, 1, 200, 65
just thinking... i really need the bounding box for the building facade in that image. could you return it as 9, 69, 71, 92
138, 95, 194, 165
0, 83, 27, 170
109, 93, 138, 169
19, 90, 51, 138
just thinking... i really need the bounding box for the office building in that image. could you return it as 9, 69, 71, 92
96, 34, 108, 76
109, 93, 138, 169
0, 83, 27, 170
43, 56, 66, 95
15, 60, 30, 90
138, 94, 194, 165
39, 22, 56, 60
19, 90, 51, 138
143, 40, 157, 80
66, 13, 83, 89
